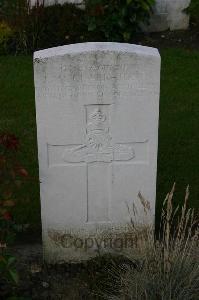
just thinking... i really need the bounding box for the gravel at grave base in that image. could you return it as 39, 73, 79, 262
0, 243, 95, 299
2, 243, 132, 299
139, 27, 199, 50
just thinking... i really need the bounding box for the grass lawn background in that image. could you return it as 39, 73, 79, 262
0, 48, 198, 231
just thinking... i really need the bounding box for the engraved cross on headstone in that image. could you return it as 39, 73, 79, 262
49, 104, 147, 223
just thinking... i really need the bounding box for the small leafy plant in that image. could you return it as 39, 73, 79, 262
0, 0, 86, 53
0, 133, 29, 286
0, 254, 18, 285
0, 21, 13, 54
85, 0, 155, 41
186, 0, 199, 27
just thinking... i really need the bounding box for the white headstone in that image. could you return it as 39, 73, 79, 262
148, 0, 190, 32
34, 42, 160, 263
167, 0, 190, 30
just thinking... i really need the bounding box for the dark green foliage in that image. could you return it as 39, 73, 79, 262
21, 3, 87, 52
0, 1, 86, 53
0, 0, 155, 53
0, 132, 30, 287
0, 254, 18, 285
186, 0, 199, 27
85, 0, 155, 41
0, 56, 39, 227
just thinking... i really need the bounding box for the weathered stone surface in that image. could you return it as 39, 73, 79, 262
167, 0, 190, 30
148, 0, 190, 31
34, 42, 160, 262
30, 0, 82, 6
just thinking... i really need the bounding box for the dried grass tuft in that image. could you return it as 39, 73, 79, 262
102, 184, 199, 300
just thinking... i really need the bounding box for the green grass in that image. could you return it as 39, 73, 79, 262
0, 49, 198, 230
0, 56, 40, 227
156, 48, 199, 221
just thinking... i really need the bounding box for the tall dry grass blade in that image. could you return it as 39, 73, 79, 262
163, 183, 175, 275
176, 185, 190, 242
100, 184, 199, 300
138, 192, 151, 214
